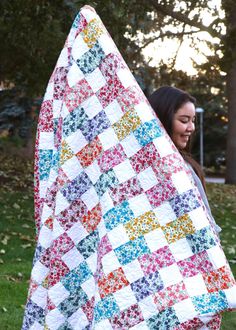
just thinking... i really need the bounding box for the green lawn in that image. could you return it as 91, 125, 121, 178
0, 155, 235, 329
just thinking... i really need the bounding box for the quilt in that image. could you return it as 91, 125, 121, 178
22, 6, 236, 330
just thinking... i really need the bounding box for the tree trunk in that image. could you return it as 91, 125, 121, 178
225, 2, 236, 184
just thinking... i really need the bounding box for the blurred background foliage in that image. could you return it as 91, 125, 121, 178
0, 0, 231, 171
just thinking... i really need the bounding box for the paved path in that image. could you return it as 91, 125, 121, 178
205, 177, 225, 184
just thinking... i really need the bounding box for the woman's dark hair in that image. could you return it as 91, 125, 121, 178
148, 86, 206, 190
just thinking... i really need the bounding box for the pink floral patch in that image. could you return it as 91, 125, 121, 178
130, 142, 160, 174
110, 303, 144, 329
109, 177, 143, 205
37, 101, 54, 132
97, 144, 126, 172
65, 79, 94, 112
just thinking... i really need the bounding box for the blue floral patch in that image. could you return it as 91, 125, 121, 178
62, 106, 87, 138
77, 230, 99, 259
170, 189, 200, 218
192, 291, 228, 314
186, 226, 217, 254
77, 41, 106, 74
115, 236, 150, 265
147, 307, 180, 330
133, 119, 162, 147
94, 295, 120, 323
94, 169, 119, 197
61, 171, 92, 202
80, 110, 110, 142
39, 149, 53, 180
22, 300, 45, 329
58, 288, 88, 318
131, 271, 164, 301
61, 262, 92, 293
103, 200, 135, 231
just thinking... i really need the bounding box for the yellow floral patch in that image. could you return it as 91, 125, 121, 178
60, 140, 74, 165
125, 211, 160, 240
162, 214, 195, 244
113, 110, 141, 140
82, 19, 103, 48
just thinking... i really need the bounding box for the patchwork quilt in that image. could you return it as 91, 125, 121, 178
22, 6, 236, 330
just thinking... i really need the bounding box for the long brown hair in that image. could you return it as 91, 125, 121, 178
148, 86, 206, 190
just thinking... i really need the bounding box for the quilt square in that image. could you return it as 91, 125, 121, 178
169, 238, 194, 262
203, 265, 235, 293
67, 61, 84, 87
61, 262, 92, 293
115, 236, 150, 266
192, 291, 228, 314
110, 303, 144, 329
65, 79, 94, 112
103, 200, 135, 231
80, 110, 110, 142
171, 171, 193, 194
109, 177, 143, 206
133, 119, 162, 147
58, 288, 88, 318
131, 272, 163, 301
76, 136, 103, 168
123, 259, 144, 283
61, 172, 92, 202
147, 307, 180, 330
137, 167, 158, 191
65, 129, 88, 154
80, 204, 102, 233
186, 226, 217, 254
98, 127, 120, 151
124, 211, 160, 240
98, 143, 126, 171
154, 281, 188, 311
85, 160, 102, 184
153, 202, 176, 226
144, 228, 168, 252
82, 18, 103, 48
134, 102, 155, 124
77, 41, 106, 74
113, 285, 137, 310
71, 34, 90, 60
128, 193, 152, 217
98, 267, 129, 298
170, 189, 200, 218
61, 156, 83, 181
77, 230, 99, 259
96, 75, 125, 108
108, 224, 130, 249
184, 274, 208, 297
162, 214, 195, 244
117, 68, 136, 89
159, 264, 183, 288
129, 142, 160, 174
62, 104, 86, 138
113, 159, 136, 184
173, 298, 198, 323
94, 295, 120, 323
81, 94, 103, 119
113, 110, 142, 141
102, 250, 121, 274
103, 99, 124, 125
94, 169, 119, 197
120, 133, 142, 158
86, 67, 106, 92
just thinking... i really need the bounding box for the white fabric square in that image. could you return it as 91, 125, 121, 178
65, 129, 88, 153
113, 285, 137, 310
61, 156, 83, 181
173, 298, 197, 323
61, 247, 84, 270
57, 47, 69, 67
189, 207, 209, 230
41, 204, 53, 224
55, 191, 70, 216
81, 277, 96, 300
224, 286, 236, 308
153, 136, 173, 157
207, 245, 226, 269
44, 82, 54, 101
123, 260, 144, 283
130, 322, 149, 330
61, 103, 70, 119
52, 219, 65, 240
108, 224, 130, 249
72, 34, 90, 60
135, 102, 155, 123
31, 261, 49, 284
159, 264, 183, 287
67, 61, 84, 87
172, 171, 192, 193
39, 132, 54, 150
153, 202, 176, 226
113, 159, 136, 183
98, 127, 119, 150
137, 167, 158, 191
81, 7, 97, 21
38, 225, 52, 249
85, 160, 102, 184
100, 191, 114, 215
97, 219, 107, 239
129, 193, 152, 217
184, 274, 208, 297
86, 68, 106, 93
139, 295, 157, 319
31, 286, 47, 309
53, 100, 63, 119
120, 133, 142, 157
47, 169, 58, 188
46, 308, 65, 330
102, 250, 121, 275
67, 222, 88, 244
68, 308, 89, 329
117, 68, 135, 89
30, 321, 44, 330
104, 99, 123, 124
81, 95, 103, 119
80, 187, 99, 210
48, 282, 70, 307
86, 252, 98, 274
144, 228, 168, 252
95, 319, 113, 330
39, 180, 48, 199
169, 238, 194, 261
98, 34, 116, 55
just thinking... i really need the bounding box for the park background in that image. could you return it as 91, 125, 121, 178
0, 0, 236, 328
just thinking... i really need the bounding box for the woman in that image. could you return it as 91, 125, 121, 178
148, 86, 221, 235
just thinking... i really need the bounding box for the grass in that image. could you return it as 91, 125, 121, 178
0, 154, 236, 329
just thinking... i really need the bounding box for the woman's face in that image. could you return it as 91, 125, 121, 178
171, 101, 196, 150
